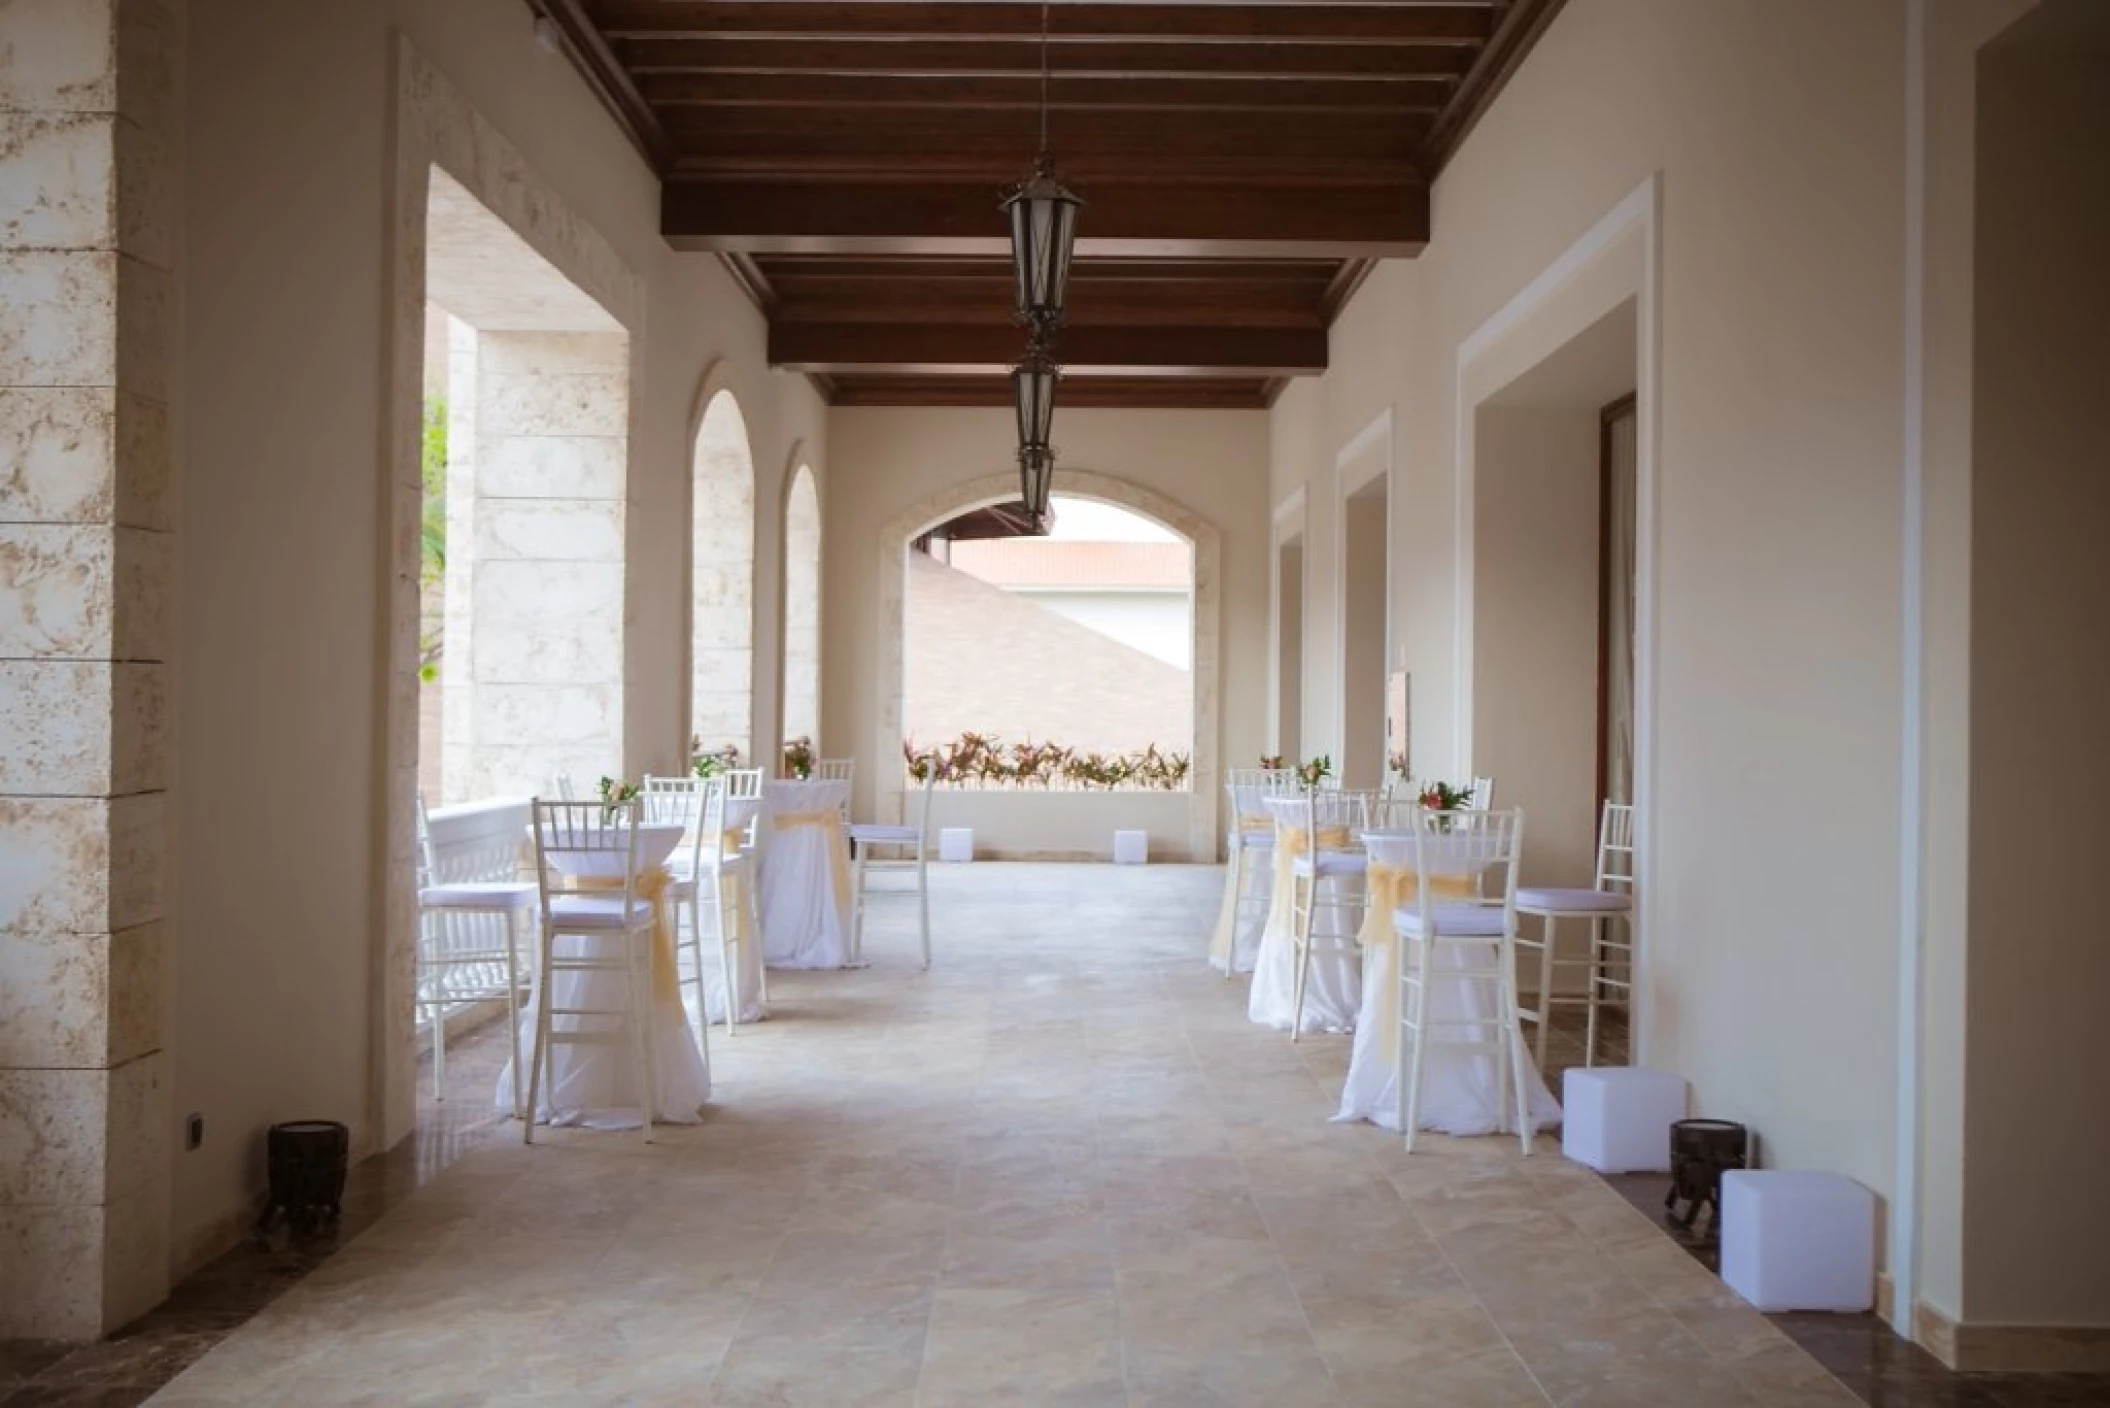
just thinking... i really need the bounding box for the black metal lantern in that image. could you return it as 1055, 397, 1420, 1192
1001, 1, 1082, 324
1003, 158, 1083, 324
1012, 338, 1058, 452
1018, 444, 1056, 522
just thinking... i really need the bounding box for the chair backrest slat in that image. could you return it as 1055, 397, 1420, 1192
1596, 801, 1636, 891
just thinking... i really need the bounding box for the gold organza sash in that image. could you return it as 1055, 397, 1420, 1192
577, 864, 680, 1002
1359, 864, 1475, 1064
772, 809, 853, 913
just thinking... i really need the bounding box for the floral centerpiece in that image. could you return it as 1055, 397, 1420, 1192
1416, 779, 1475, 811
1295, 754, 1333, 789
691, 737, 740, 780
781, 735, 815, 780
1259, 754, 1286, 771
597, 775, 641, 821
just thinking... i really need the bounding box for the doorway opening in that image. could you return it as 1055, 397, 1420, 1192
691, 390, 756, 766
419, 166, 630, 805
1470, 297, 1637, 901
781, 463, 821, 748
1276, 524, 1305, 760
1339, 461, 1390, 789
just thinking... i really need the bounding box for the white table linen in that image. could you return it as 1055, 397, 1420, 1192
759, 778, 855, 969
1246, 795, 1361, 1034
1335, 829, 1561, 1135
497, 821, 711, 1128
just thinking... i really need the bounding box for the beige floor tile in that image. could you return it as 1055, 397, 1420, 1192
147, 864, 1839, 1408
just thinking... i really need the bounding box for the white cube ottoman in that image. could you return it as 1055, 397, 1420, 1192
1560, 1067, 1686, 1173
1113, 829, 1149, 864
1720, 1170, 1875, 1312
937, 827, 974, 863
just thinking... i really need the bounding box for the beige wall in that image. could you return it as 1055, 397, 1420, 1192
1277, 0, 1910, 1287
174, 0, 823, 1267
1961, 0, 2110, 1330
820, 406, 1270, 851
1471, 408, 1601, 898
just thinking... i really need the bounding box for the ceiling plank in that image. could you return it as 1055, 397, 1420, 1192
638, 71, 1451, 114
615, 36, 1479, 79
769, 322, 1328, 375
594, 3, 1497, 44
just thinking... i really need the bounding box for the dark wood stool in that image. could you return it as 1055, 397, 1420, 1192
260, 1119, 349, 1231
1665, 1118, 1747, 1237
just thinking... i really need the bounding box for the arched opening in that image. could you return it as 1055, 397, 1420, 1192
909, 494, 1194, 766
691, 389, 755, 765
781, 463, 821, 746
878, 468, 1222, 860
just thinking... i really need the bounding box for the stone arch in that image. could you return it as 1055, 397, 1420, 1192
781, 462, 822, 746
877, 467, 1222, 859
690, 387, 756, 764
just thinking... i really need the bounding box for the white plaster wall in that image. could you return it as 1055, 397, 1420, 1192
174, 0, 825, 1271
1275, 0, 1910, 1278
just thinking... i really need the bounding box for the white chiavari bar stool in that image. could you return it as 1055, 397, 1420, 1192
1289, 786, 1379, 1040
1473, 776, 1496, 807
552, 772, 577, 801
1515, 800, 1635, 1068
414, 796, 537, 1116
846, 769, 938, 969
643, 775, 753, 1037
524, 797, 661, 1147
1395, 807, 1534, 1155
1214, 767, 1296, 977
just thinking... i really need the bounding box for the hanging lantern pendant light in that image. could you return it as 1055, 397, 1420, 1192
1002, 1, 1083, 326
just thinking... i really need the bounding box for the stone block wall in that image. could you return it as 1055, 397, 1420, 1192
443, 328, 628, 800
0, 0, 179, 1338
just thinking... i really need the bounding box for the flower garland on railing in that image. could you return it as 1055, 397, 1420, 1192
904, 733, 1191, 791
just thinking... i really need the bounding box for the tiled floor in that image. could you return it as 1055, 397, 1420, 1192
7, 864, 2103, 1406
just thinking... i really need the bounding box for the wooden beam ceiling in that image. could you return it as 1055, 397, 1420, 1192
538, 0, 1567, 408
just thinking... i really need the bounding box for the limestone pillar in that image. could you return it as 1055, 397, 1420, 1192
0, 0, 179, 1337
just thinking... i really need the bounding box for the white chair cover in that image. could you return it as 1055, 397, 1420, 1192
759, 778, 855, 969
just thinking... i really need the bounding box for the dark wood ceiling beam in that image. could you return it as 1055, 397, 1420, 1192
828, 374, 1274, 410
754, 255, 1343, 283
770, 322, 1327, 376
1420, 0, 1570, 174
614, 36, 1478, 78
638, 71, 1450, 113
665, 178, 1429, 257
594, 2, 1496, 44
770, 281, 1326, 328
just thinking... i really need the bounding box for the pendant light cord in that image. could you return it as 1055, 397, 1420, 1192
1039, 0, 1050, 159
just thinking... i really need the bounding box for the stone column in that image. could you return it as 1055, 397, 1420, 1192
451, 330, 627, 799
0, 0, 179, 1338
